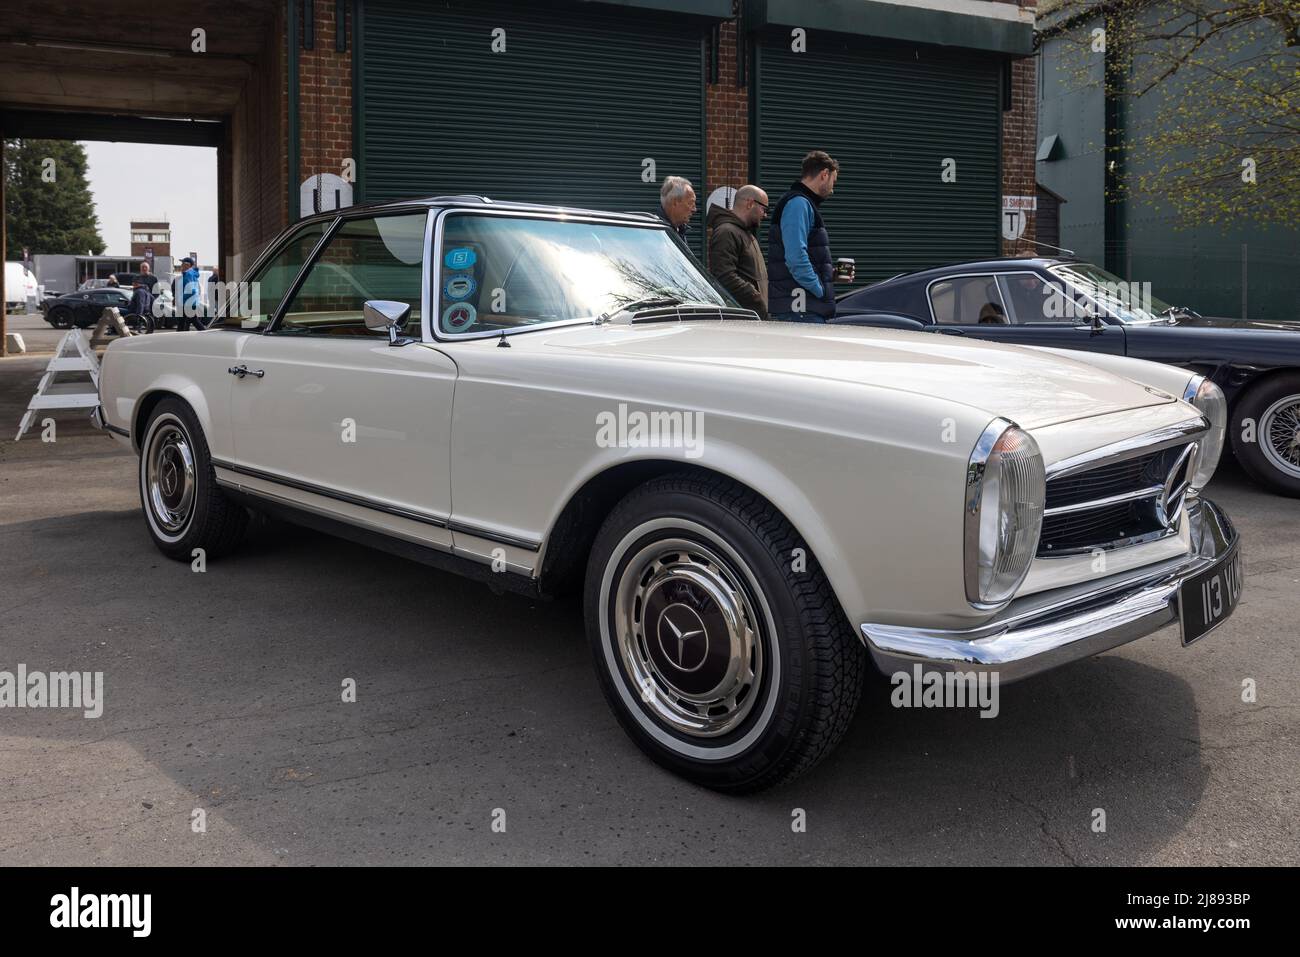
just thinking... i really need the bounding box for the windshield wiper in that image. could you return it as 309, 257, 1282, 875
1160, 305, 1200, 322
596, 296, 683, 323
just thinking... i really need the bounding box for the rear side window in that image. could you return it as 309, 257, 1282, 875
929, 275, 1006, 324
275, 214, 426, 338
219, 221, 329, 330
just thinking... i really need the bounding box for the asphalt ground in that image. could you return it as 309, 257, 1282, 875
1, 348, 1296, 865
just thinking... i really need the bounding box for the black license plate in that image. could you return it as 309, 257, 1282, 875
1179, 542, 1243, 646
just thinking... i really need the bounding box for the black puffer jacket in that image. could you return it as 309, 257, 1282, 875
707, 205, 769, 319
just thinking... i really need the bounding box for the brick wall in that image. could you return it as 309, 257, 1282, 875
1001, 0, 1038, 254
230, 3, 286, 279
230, 1, 354, 279
705, 13, 749, 196
296, 0, 354, 215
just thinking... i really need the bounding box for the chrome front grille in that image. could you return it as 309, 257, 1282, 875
1039, 439, 1199, 557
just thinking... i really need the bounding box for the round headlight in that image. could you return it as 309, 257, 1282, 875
1183, 376, 1226, 491
964, 421, 1046, 607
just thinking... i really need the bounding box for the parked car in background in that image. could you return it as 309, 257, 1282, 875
93, 197, 1241, 791
44, 287, 134, 329
38, 288, 65, 314
836, 258, 1300, 496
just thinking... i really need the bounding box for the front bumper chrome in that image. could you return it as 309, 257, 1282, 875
861, 498, 1238, 684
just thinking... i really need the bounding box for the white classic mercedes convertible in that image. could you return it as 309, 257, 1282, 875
94, 196, 1242, 791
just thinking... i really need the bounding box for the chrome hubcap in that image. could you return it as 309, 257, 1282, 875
614, 537, 763, 738
1260, 394, 1300, 480
146, 422, 196, 533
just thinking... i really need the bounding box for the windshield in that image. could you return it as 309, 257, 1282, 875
1048, 262, 1177, 324
436, 213, 732, 336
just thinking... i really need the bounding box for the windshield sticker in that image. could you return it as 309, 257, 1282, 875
444, 273, 477, 301
444, 247, 477, 270
442, 302, 477, 330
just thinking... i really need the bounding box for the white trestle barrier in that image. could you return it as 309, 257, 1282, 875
14, 329, 102, 441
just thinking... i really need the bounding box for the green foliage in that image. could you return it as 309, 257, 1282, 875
1048, 0, 1299, 227
3, 139, 105, 256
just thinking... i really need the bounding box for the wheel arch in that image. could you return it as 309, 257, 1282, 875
130, 383, 211, 454
535, 453, 862, 623
1228, 365, 1300, 413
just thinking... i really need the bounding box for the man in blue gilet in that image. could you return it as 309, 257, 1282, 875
767, 151, 847, 323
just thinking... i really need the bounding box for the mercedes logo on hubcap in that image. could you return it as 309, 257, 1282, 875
656, 604, 709, 673
161, 458, 179, 497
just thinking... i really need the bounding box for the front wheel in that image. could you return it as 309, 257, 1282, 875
48, 308, 72, 329
1231, 373, 1300, 497
138, 399, 248, 559
584, 472, 865, 792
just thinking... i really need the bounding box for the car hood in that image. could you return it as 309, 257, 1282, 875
539, 320, 1174, 429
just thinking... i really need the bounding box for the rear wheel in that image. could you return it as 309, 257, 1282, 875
1231, 373, 1300, 497
138, 398, 247, 559
585, 472, 865, 792
124, 312, 154, 335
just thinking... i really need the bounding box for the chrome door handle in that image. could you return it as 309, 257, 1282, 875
227, 365, 265, 379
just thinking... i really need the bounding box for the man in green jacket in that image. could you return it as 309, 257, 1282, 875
707, 184, 770, 320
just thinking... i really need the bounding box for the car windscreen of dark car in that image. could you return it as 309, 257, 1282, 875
1050, 262, 1176, 324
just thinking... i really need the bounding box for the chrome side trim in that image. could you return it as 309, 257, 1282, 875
446, 519, 542, 552
212, 459, 449, 529
211, 459, 543, 552
1045, 417, 1208, 480
218, 478, 454, 555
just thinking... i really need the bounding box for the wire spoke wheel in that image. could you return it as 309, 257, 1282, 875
1261, 394, 1300, 480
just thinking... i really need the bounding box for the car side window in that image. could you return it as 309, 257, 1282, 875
997, 274, 1074, 324
929, 276, 1007, 325
274, 214, 425, 338
218, 221, 329, 330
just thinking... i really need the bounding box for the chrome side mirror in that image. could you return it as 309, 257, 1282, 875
363, 300, 414, 346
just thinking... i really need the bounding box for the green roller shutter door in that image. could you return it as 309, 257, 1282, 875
755, 31, 1002, 284
358, 0, 707, 254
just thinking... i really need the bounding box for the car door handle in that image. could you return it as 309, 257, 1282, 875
227, 365, 265, 379
937, 328, 966, 336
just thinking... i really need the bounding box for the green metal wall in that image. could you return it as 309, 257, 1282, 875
1034, 21, 1106, 265
1037, 17, 1300, 320
754, 29, 1002, 284
357, 0, 707, 255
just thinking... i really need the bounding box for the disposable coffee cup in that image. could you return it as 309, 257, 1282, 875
834, 258, 856, 282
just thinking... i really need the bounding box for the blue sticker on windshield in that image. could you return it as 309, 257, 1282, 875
444, 247, 477, 270
444, 273, 477, 301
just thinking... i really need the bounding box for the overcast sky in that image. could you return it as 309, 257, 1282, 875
80, 141, 218, 265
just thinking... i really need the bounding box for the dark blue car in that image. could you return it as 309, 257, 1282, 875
835, 257, 1300, 497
